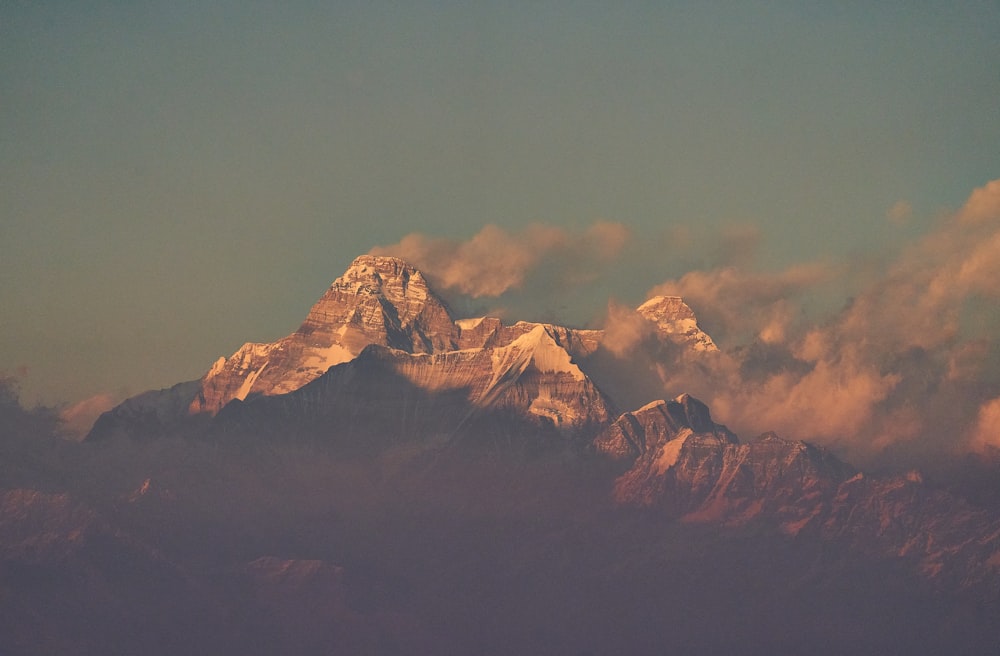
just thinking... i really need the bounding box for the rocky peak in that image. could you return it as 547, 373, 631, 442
636, 296, 717, 351
636, 295, 695, 320
328, 255, 433, 317
667, 393, 719, 434
297, 254, 457, 353
593, 393, 737, 461
177, 256, 464, 416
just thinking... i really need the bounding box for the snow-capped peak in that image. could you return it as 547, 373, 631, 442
636, 296, 717, 352
502, 324, 585, 381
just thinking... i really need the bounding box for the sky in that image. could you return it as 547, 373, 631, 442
2, 2, 999, 457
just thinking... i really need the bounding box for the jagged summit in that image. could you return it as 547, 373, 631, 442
297, 253, 457, 353
636, 295, 717, 351
594, 392, 737, 461
188, 255, 459, 415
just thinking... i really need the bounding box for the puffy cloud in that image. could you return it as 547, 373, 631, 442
584, 221, 630, 262
600, 300, 657, 358
371, 221, 630, 298
956, 178, 1000, 225
621, 178, 1000, 464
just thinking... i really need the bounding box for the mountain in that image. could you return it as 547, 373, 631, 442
84, 255, 1000, 591
87, 255, 695, 444
6, 254, 1000, 653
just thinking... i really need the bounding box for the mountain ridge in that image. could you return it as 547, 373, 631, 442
87, 254, 704, 445
81, 254, 1000, 596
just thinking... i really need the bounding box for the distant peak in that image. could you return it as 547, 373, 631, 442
636, 295, 718, 352
636, 295, 695, 319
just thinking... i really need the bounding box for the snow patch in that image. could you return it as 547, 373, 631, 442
654, 429, 692, 474
637, 295, 686, 314
636, 399, 667, 414
529, 393, 582, 427
456, 317, 486, 330
235, 363, 268, 401
507, 325, 585, 380
305, 343, 354, 371
206, 357, 227, 378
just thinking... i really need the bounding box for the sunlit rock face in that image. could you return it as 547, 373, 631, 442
636, 295, 717, 351
603, 396, 852, 522
821, 472, 1000, 593
190, 255, 461, 415
188, 263, 704, 419
214, 324, 614, 450
185, 255, 609, 419
594, 393, 734, 461
606, 405, 1000, 592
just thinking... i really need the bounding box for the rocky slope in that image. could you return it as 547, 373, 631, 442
599, 397, 1000, 594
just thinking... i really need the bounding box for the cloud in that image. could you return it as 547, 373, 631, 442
615, 178, 1000, 465
957, 178, 1000, 225
59, 392, 120, 440
600, 300, 657, 358
646, 262, 836, 344
371, 221, 630, 298
971, 396, 1000, 452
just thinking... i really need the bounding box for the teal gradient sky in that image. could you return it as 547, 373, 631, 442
2, 2, 999, 411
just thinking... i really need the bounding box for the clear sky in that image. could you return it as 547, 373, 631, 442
2, 2, 999, 449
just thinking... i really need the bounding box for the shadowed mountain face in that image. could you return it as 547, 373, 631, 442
6, 257, 1000, 654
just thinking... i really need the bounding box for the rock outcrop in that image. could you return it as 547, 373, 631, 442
636, 295, 717, 351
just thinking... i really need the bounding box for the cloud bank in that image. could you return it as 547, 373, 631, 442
605, 179, 1000, 465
